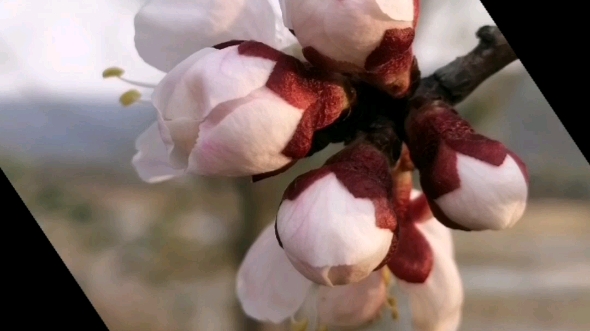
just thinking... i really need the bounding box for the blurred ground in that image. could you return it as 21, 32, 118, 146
455, 200, 590, 331
5, 157, 590, 331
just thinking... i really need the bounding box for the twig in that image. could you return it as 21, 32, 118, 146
413, 25, 518, 106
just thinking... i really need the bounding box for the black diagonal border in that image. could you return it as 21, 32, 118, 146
3, 169, 109, 330
478, 0, 587, 163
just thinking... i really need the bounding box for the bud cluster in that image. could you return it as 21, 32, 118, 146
127, 0, 529, 291
119, 1, 529, 329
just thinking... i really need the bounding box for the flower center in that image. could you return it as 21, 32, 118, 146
102, 66, 157, 107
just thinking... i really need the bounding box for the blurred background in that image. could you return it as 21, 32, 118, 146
1, 0, 589, 330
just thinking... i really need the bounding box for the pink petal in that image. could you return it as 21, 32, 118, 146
375, 0, 415, 21
236, 223, 312, 323
188, 87, 301, 176
152, 46, 276, 125
151, 47, 218, 122
397, 219, 464, 331
317, 270, 388, 328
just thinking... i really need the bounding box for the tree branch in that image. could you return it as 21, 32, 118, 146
412, 25, 518, 106
306, 25, 518, 160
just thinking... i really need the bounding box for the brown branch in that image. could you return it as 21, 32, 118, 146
413, 25, 518, 106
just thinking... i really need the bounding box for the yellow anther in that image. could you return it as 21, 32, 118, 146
390, 307, 399, 320
102, 67, 125, 78
382, 267, 394, 287
386, 296, 399, 320
119, 89, 142, 107
387, 296, 397, 307
291, 318, 309, 331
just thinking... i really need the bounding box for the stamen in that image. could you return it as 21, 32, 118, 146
382, 267, 394, 287
118, 77, 158, 88
102, 66, 158, 88
119, 89, 150, 107
386, 296, 399, 320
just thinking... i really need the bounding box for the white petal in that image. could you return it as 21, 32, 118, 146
153, 46, 276, 122
397, 219, 464, 331
292, 283, 322, 328
317, 270, 388, 327
189, 87, 301, 176
131, 121, 184, 183
154, 46, 276, 123
151, 47, 218, 121
150, 48, 218, 168
415, 218, 454, 258
152, 45, 277, 171
134, 0, 283, 72
435, 153, 528, 230
277, 173, 393, 286
267, 0, 299, 48
236, 222, 312, 323
189, 46, 278, 120
159, 117, 201, 169
284, 0, 412, 67
375, 0, 415, 21
280, 42, 305, 62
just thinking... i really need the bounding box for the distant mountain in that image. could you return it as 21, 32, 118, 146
0, 101, 156, 166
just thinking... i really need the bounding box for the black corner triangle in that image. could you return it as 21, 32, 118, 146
2, 169, 109, 330
478, 0, 588, 164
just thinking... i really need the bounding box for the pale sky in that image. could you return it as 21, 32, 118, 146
0, 0, 165, 103
0, 0, 523, 104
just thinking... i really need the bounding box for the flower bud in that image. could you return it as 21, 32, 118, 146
237, 223, 391, 328
280, 0, 419, 97
145, 40, 353, 179
405, 102, 529, 231
275, 142, 398, 286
